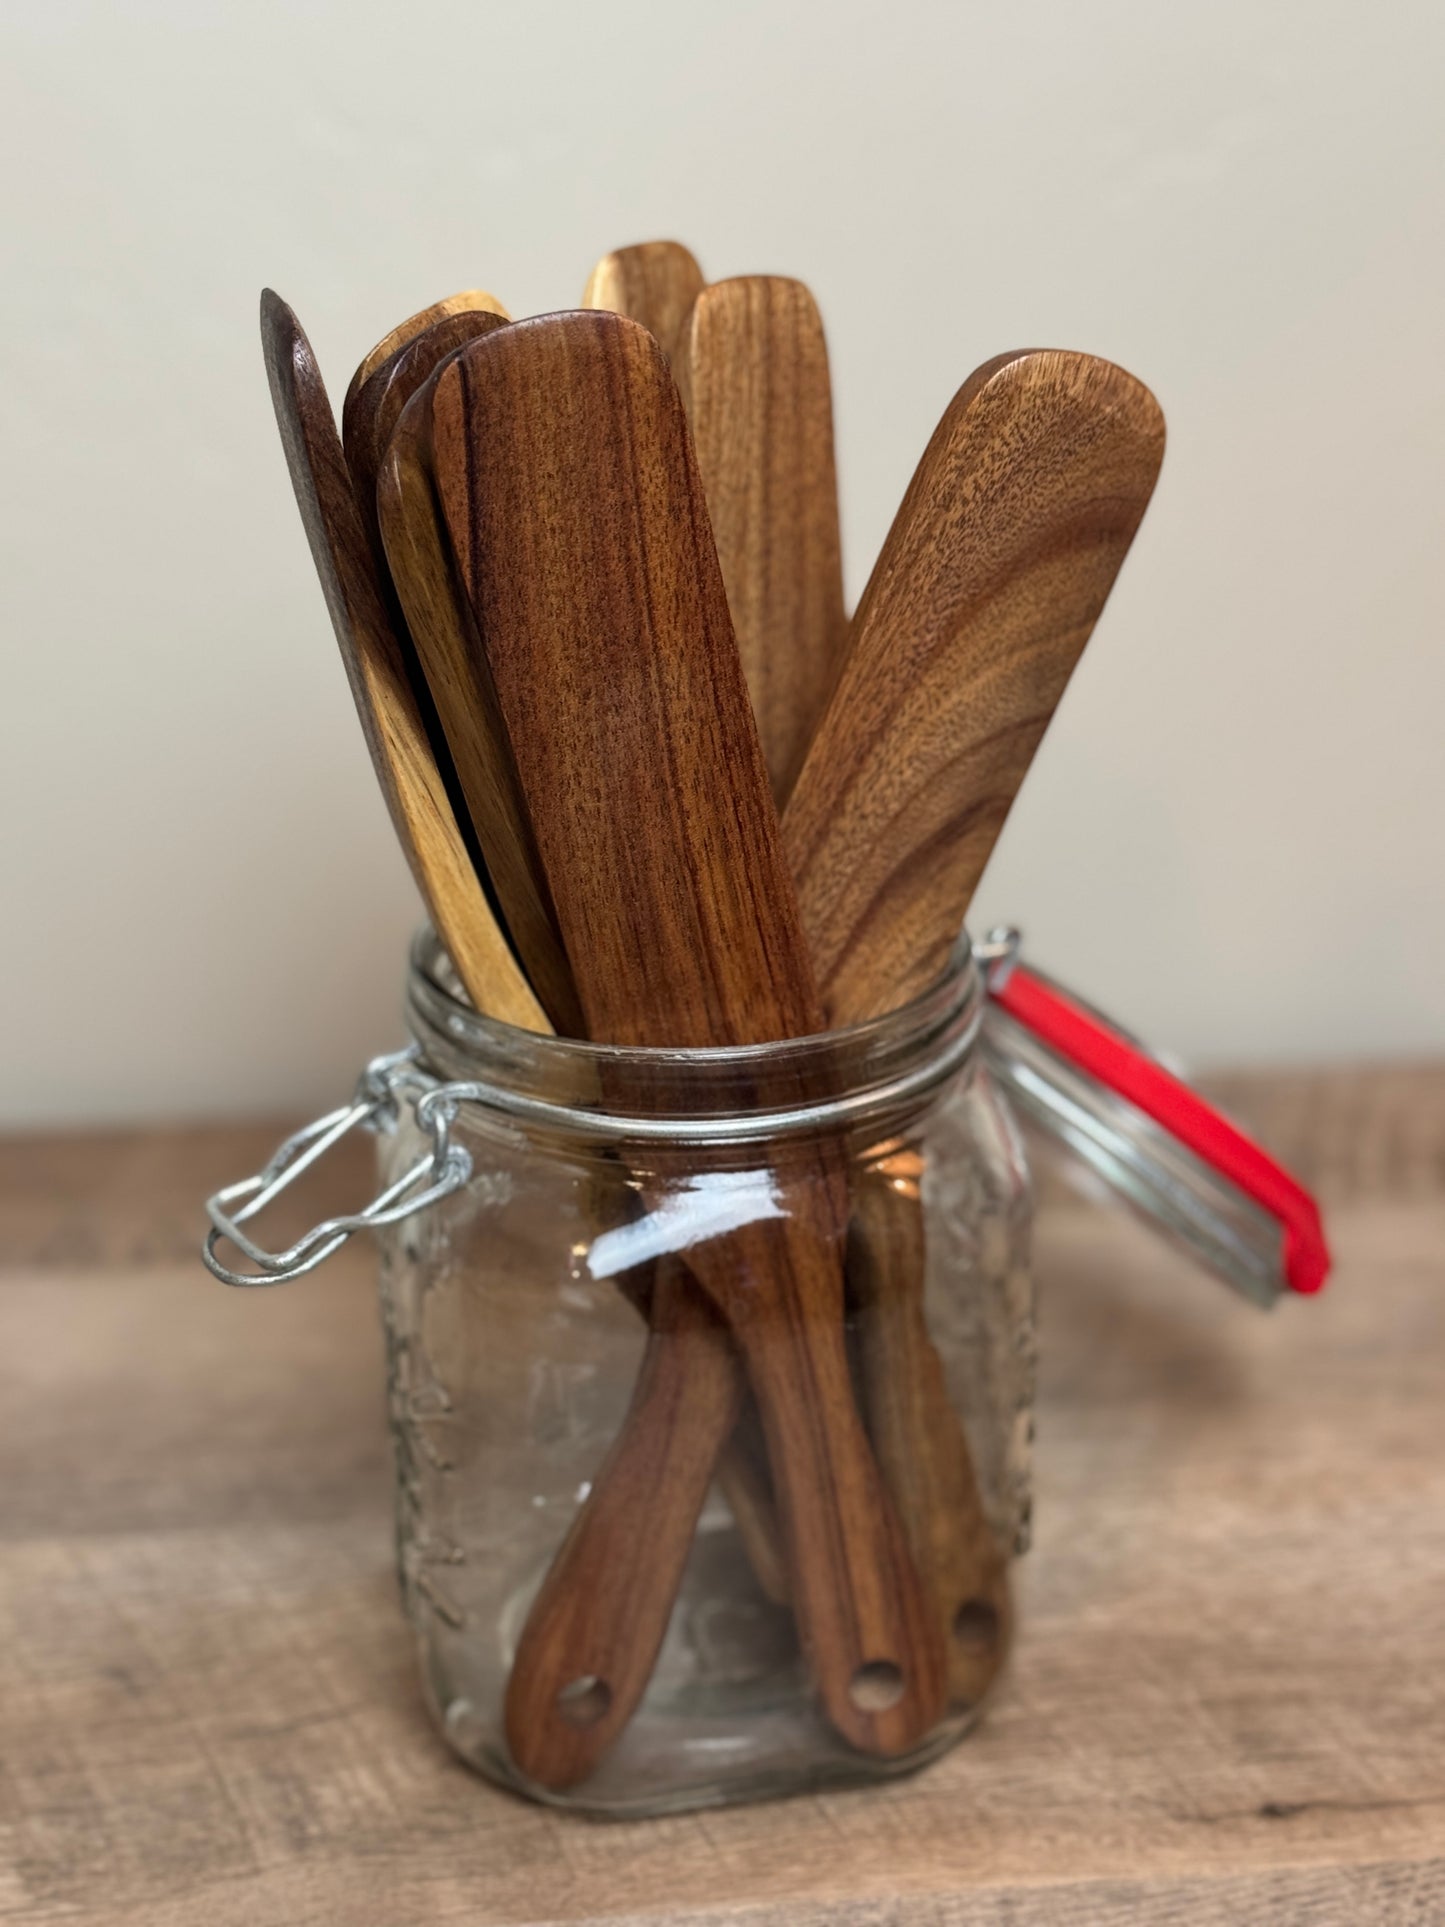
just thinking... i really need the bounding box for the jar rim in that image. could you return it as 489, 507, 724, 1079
402, 928, 984, 1144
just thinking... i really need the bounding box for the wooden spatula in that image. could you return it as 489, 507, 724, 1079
417, 311, 943, 1774
785, 346, 1165, 1694
582, 240, 704, 363
674, 276, 848, 806
345, 289, 509, 406
258, 289, 545, 1032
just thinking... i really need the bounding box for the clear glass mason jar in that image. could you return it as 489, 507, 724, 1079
371, 929, 1035, 1817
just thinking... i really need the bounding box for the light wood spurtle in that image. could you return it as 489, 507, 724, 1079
582, 240, 704, 363
258, 290, 544, 1031
785, 347, 1166, 1697
416, 311, 943, 1781
675, 276, 848, 806
345, 289, 509, 404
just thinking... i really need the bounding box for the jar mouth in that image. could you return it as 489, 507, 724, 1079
403, 928, 984, 1143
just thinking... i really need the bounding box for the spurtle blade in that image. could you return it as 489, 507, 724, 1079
676, 276, 848, 807
582, 240, 705, 365
785, 347, 1166, 1024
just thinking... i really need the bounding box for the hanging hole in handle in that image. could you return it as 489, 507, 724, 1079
557, 1674, 613, 1729
848, 1660, 905, 1714
952, 1597, 1001, 1654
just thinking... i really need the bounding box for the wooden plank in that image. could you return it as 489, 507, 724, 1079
1, 1067, 1443, 1924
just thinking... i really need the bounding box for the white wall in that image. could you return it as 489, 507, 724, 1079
3, 0, 1441, 1125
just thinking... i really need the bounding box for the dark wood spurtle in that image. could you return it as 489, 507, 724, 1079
407, 311, 943, 1783
675, 276, 848, 806
343, 306, 510, 557
377, 396, 585, 1036
258, 290, 545, 1031
785, 348, 1166, 1697
582, 240, 704, 363
499, 1252, 743, 1787
843, 1147, 1014, 1705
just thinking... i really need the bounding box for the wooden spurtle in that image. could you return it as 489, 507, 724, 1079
675, 277, 848, 806
378, 398, 585, 1036
343, 305, 511, 558
845, 1147, 1014, 1705
416, 311, 943, 1779
785, 349, 1166, 1015
502, 1253, 745, 1787
346, 289, 509, 403
258, 289, 545, 1032
785, 347, 1165, 1696
582, 240, 704, 363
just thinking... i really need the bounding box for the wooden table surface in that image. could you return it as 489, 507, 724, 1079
3, 1063, 1443, 1925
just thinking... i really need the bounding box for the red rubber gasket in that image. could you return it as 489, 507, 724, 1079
991, 965, 1330, 1295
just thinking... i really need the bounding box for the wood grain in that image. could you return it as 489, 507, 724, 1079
376, 394, 585, 1037
675, 276, 848, 805
582, 239, 705, 363
345, 289, 510, 404
3, 1064, 1441, 1924
426, 311, 945, 1762
784, 348, 1166, 1022
258, 289, 546, 1032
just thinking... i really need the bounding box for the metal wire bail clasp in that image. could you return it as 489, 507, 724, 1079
202, 1047, 473, 1287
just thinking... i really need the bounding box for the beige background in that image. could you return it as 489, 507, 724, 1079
2, 0, 1441, 1125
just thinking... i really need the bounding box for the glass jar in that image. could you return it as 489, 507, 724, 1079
204, 925, 1325, 1817
373, 928, 1034, 1816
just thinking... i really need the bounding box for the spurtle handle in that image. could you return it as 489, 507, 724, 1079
849, 1167, 1012, 1706
605, 1181, 790, 1603
504, 1260, 743, 1791
715, 1398, 790, 1605
694, 1207, 948, 1754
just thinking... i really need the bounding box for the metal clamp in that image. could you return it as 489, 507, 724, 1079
974, 925, 1022, 992
202, 1047, 474, 1287
204, 929, 1026, 1289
